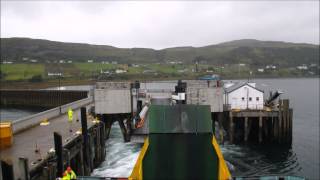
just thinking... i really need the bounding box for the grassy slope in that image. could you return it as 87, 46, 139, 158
1, 38, 319, 66
1, 64, 45, 80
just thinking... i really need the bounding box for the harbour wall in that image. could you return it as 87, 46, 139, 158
0, 90, 88, 108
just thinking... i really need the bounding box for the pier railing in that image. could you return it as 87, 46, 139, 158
223, 104, 265, 111
12, 96, 93, 134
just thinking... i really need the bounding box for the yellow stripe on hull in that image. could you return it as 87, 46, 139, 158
129, 137, 149, 180
212, 136, 232, 180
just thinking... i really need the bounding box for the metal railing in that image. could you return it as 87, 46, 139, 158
12, 97, 93, 134
223, 103, 264, 111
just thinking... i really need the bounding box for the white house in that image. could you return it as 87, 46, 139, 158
224, 82, 264, 110
297, 65, 308, 70
115, 69, 127, 74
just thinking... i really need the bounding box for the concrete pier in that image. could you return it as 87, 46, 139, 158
0, 106, 106, 180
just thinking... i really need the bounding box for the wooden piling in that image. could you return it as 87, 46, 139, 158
53, 132, 63, 177
259, 116, 263, 144
65, 149, 71, 167
80, 107, 90, 175
229, 112, 234, 144
18, 157, 30, 180
105, 114, 112, 139
218, 113, 224, 144
45, 163, 55, 180
100, 122, 106, 160
0, 161, 2, 180
43, 166, 49, 180
224, 100, 293, 144
289, 108, 293, 143
244, 117, 249, 143
263, 118, 268, 138
95, 126, 101, 166
278, 100, 283, 143
88, 134, 94, 171
0, 161, 14, 180
283, 100, 288, 142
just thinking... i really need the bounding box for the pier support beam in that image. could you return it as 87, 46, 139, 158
273, 116, 278, 141
229, 112, 234, 144
283, 100, 288, 142
1, 160, 14, 180
18, 157, 30, 180
259, 116, 263, 144
77, 144, 84, 176
218, 113, 224, 144
0, 161, 2, 180
53, 132, 63, 178
118, 118, 129, 142
80, 107, 90, 175
289, 109, 293, 143
100, 122, 106, 160
104, 114, 112, 140
244, 117, 249, 143
278, 100, 283, 143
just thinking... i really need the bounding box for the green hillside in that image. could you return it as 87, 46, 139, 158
1, 37, 319, 67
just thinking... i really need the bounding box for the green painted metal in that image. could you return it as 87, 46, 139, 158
142, 105, 218, 180
148, 105, 213, 133
143, 134, 219, 180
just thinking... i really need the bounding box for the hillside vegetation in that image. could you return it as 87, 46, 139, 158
1, 38, 319, 67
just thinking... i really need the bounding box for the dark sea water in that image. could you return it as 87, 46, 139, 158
222, 78, 319, 179
0, 107, 45, 122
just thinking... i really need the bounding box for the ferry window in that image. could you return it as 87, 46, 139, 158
249, 97, 252, 101
242, 97, 245, 101
256, 97, 259, 101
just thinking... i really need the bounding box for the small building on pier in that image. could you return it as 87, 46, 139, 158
224, 82, 264, 110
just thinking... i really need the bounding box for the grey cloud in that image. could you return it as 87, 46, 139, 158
1, 1, 319, 49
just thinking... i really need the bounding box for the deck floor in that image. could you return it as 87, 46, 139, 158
0, 106, 93, 178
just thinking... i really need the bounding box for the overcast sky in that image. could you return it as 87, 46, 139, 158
1, 1, 319, 49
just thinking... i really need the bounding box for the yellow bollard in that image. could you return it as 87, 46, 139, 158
0, 122, 13, 149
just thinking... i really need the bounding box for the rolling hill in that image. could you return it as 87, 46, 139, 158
1, 38, 319, 67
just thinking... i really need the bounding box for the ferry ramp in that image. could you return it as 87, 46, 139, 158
129, 105, 231, 180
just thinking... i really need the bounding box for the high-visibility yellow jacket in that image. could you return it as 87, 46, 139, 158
62, 174, 69, 180
68, 108, 73, 122
64, 170, 76, 180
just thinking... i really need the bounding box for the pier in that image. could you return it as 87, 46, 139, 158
0, 106, 106, 180
216, 99, 293, 144
0, 80, 294, 179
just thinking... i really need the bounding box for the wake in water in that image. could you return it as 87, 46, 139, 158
221, 142, 302, 177
91, 122, 143, 178
92, 121, 302, 178
214, 118, 302, 178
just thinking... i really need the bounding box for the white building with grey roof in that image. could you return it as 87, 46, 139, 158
224, 82, 264, 110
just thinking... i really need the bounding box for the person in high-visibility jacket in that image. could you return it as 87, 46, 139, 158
68, 108, 73, 133
63, 166, 76, 180
68, 108, 73, 122
62, 172, 69, 180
